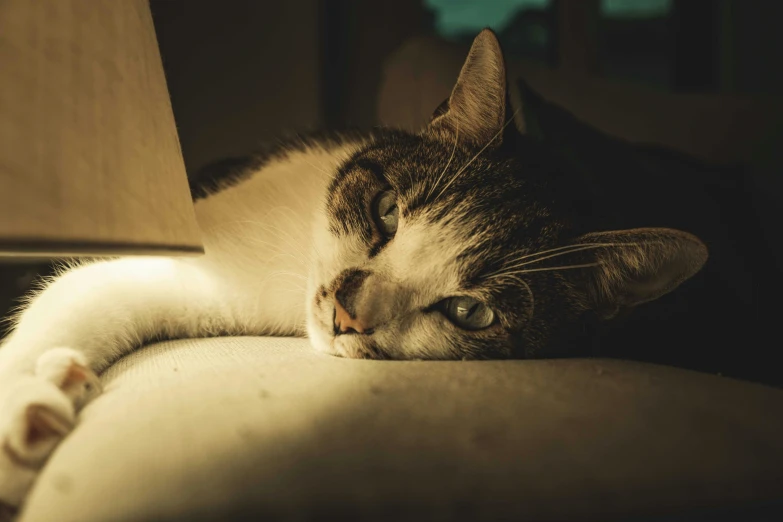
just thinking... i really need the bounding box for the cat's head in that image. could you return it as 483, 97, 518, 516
306, 29, 707, 360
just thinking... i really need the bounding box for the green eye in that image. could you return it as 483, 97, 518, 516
440, 296, 495, 330
372, 190, 398, 236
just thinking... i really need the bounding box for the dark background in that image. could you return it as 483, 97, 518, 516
1, 0, 781, 382
150, 0, 783, 176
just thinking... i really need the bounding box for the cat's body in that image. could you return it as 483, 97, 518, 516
0, 29, 767, 511
0, 133, 369, 510
513, 81, 772, 383
1, 134, 366, 370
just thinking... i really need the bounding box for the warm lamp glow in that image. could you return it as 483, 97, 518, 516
0, 0, 203, 258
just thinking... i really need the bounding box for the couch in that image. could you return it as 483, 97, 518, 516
20, 338, 783, 522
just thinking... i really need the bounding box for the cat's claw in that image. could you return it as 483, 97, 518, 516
0, 348, 99, 510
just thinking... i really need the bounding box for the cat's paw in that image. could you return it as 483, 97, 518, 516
0, 348, 100, 509
35, 348, 102, 408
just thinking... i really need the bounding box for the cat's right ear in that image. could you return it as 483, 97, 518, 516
428, 29, 507, 147
570, 228, 708, 319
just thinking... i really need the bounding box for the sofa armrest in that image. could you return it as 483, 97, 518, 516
20, 337, 783, 522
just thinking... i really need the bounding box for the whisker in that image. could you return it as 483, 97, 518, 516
209, 217, 311, 260
260, 251, 311, 267
489, 241, 655, 280
405, 154, 416, 194
426, 122, 459, 201
434, 107, 521, 202
496, 242, 608, 265
260, 207, 311, 235
488, 262, 600, 280
232, 229, 310, 261
248, 270, 308, 294
504, 274, 535, 321
499, 243, 640, 272
205, 217, 303, 234
300, 156, 334, 177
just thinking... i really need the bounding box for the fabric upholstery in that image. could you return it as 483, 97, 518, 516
20, 337, 783, 522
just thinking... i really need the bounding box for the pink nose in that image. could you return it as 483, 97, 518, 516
334, 299, 368, 334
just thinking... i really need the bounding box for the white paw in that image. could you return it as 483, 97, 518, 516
35, 347, 102, 408
0, 348, 100, 510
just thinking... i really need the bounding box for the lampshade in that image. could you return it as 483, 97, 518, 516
0, 0, 203, 258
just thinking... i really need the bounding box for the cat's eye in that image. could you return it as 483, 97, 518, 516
439, 296, 495, 330
372, 190, 398, 236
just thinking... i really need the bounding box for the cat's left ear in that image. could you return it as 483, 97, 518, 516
429, 29, 507, 147
571, 228, 708, 319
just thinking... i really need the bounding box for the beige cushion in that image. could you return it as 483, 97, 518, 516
19, 337, 783, 521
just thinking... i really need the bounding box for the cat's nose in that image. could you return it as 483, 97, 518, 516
334, 299, 370, 334
333, 269, 372, 334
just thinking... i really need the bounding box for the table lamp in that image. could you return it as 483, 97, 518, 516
0, 0, 203, 258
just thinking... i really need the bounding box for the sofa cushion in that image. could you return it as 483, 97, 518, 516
19, 337, 783, 522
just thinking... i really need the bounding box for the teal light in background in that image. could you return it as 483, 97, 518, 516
601, 0, 672, 18
424, 0, 550, 37
425, 0, 672, 36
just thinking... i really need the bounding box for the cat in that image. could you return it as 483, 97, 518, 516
0, 28, 715, 509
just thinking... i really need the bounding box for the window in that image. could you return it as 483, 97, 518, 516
599, 0, 674, 88
426, 0, 554, 64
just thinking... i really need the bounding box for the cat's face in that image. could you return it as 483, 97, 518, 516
306, 30, 707, 360
307, 132, 558, 360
